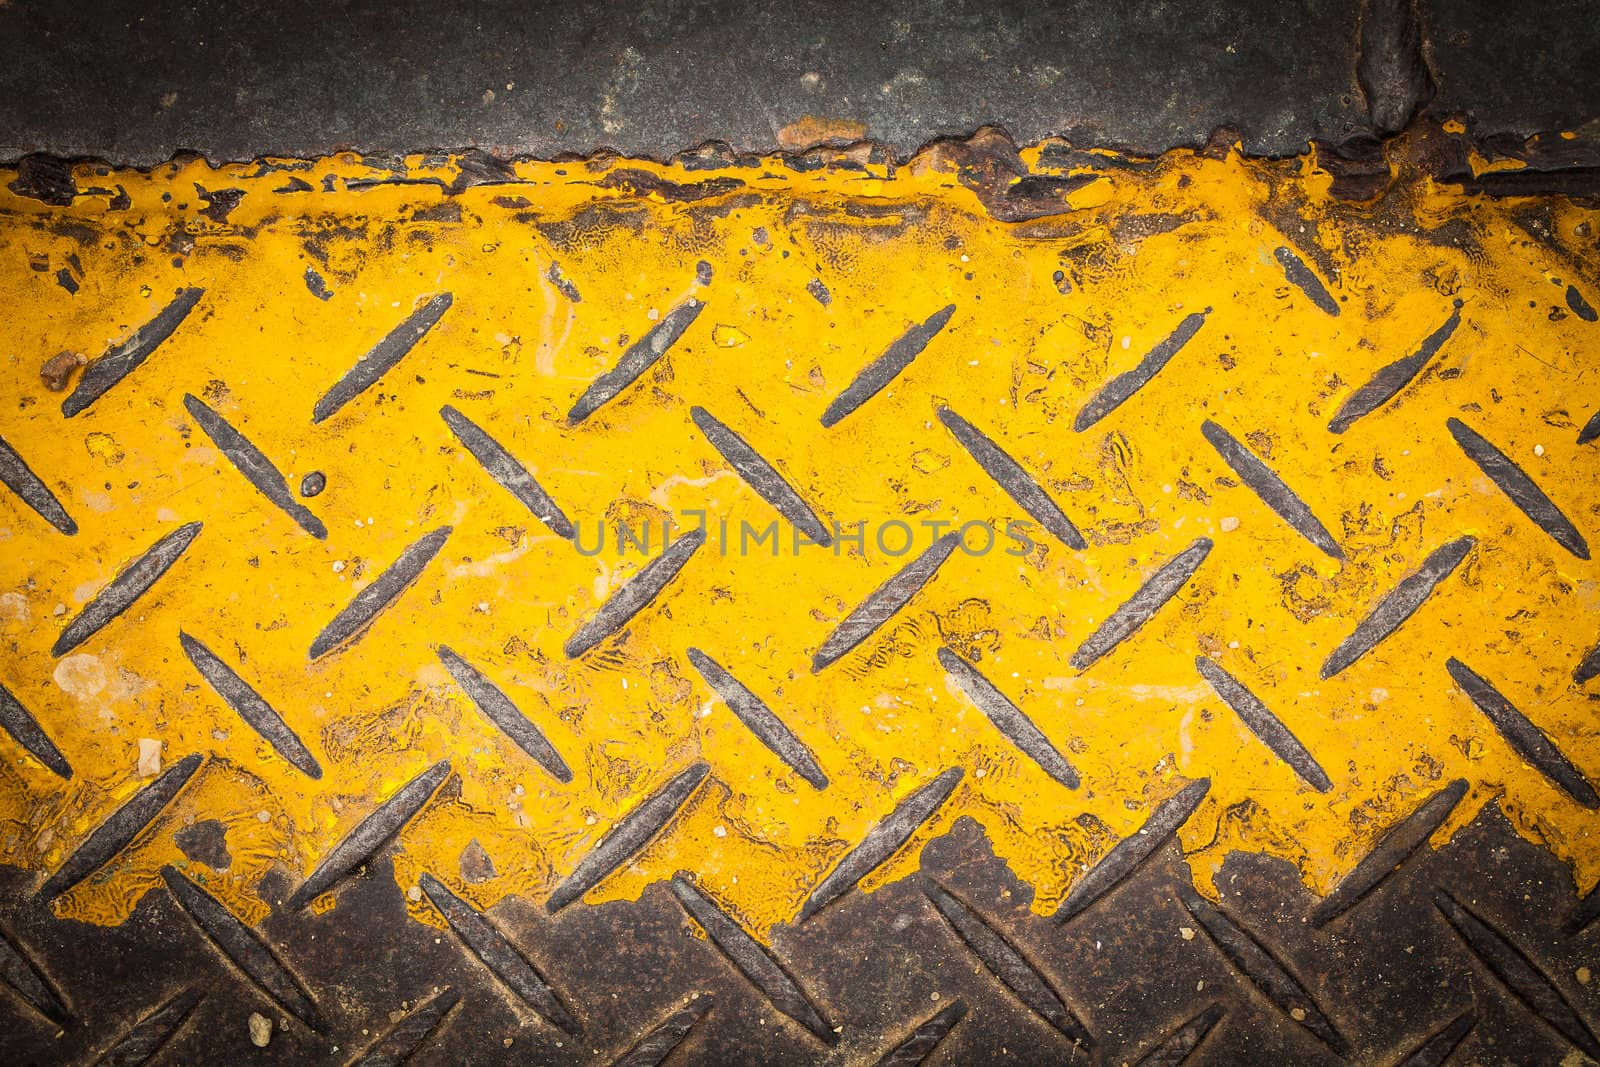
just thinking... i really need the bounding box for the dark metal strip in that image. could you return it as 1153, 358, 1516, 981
1074, 310, 1208, 432
569, 299, 703, 423
90, 987, 202, 1067
610, 997, 714, 1067
309, 526, 452, 659
686, 648, 827, 788
39, 753, 204, 901
813, 532, 960, 671
547, 761, 710, 912
799, 767, 963, 922
1195, 655, 1332, 792
1055, 778, 1210, 923
1446, 658, 1598, 809
62, 288, 205, 418
1394, 1010, 1477, 1067
925, 883, 1093, 1047
53, 522, 203, 657
1321, 536, 1473, 678
0, 434, 77, 535
160, 866, 323, 1031
1182, 893, 1348, 1055
938, 647, 1079, 788
1328, 302, 1460, 433
436, 646, 572, 782
179, 631, 322, 779
420, 872, 582, 1036
1310, 778, 1470, 926
440, 404, 573, 538
183, 393, 326, 538
312, 294, 453, 423
347, 986, 461, 1067
565, 530, 705, 658
1435, 892, 1600, 1061
938, 406, 1085, 550
821, 305, 955, 428
1274, 246, 1339, 316
0, 925, 71, 1026
1132, 1003, 1226, 1066
873, 1001, 967, 1067
670, 877, 835, 1045
1447, 417, 1589, 560
1200, 420, 1342, 559
286, 759, 453, 909
690, 407, 831, 546
1070, 539, 1211, 671
0, 680, 73, 779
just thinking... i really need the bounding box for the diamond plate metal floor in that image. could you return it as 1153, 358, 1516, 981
1, 70, 1600, 1067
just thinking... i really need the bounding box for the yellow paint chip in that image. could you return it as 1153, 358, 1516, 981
84, 432, 125, 465
712, 324, 750, 348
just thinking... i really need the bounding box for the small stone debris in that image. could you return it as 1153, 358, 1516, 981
248, 1011, 272, 1047
300, 471, 326, 498
137, 738, 162, 777
40, 351, 86, 391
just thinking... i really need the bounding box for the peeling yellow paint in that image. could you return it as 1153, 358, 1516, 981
0, 137, 1596, 942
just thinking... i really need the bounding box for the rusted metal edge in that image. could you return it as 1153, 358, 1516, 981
9, 117, 1600, 228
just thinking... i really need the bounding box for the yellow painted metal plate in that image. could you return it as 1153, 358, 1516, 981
0, 137, 1597, 945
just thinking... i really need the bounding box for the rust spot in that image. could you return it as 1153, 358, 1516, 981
196, 185, 245, 224
596, 169, 747, 203
777, 116, 871, 150
911, 125, 1100, 222
40, 350, 86, 392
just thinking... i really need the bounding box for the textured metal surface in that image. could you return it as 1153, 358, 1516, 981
2, 0, 1600, 165
1, 129, 1599, 1063
1, 810, 1599, 1063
